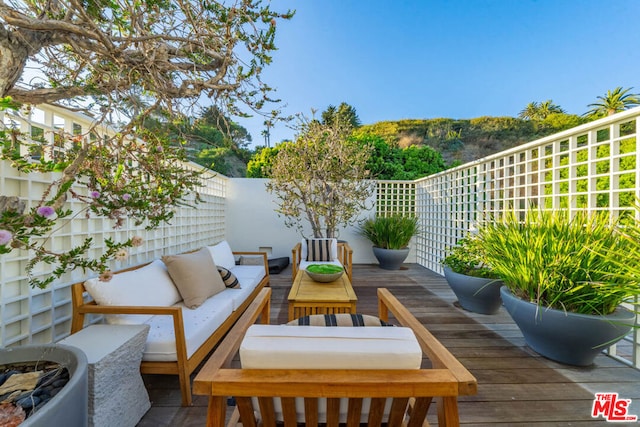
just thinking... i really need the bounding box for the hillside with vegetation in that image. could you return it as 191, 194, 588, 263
188, 88, 639, 178
354, 114, 586, 166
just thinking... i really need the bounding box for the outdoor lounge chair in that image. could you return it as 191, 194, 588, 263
292, 238, 353, 281
193, 287, 478, 427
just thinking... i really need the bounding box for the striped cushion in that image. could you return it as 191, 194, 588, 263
306, 239, 333, 262
287, 313, 394, 327
217, 267, 240, 289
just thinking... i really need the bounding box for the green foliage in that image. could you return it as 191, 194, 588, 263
266, 119, 374, 238
355, 114, 582, 165
476, 208, 639, 315
442, 236, 498, 279
357, 215, 421, 250
246, 145, 283, 178
518, 100, 565, 120
321, 102, 361, 128
584, 87, 640, 118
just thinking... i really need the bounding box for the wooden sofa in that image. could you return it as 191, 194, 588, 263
292, 239, 353, 281
193, 287, 477, 427
70, 246, 270, 407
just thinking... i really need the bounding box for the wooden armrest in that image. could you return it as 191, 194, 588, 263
377, 288, 477, 395
210, 369, 460, 398
337, 242, 353, 280
193, 287, 272, 395
73, 301, 188, 363
291, 242, 302, 279
75, 302, 183, 316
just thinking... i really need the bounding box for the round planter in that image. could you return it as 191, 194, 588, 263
371, 246, 410, 270
443, 267, 503, 315
0, 344, 88, 427
500, 286, 636, 366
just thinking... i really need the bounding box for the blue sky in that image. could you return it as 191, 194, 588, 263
237, 0, 640, 147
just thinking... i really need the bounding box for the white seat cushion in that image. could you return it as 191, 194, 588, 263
142, 292, 234, 361
226, 265, 265, 310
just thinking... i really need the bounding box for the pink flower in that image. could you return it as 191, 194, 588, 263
90, 191, 100, 198
36, 206, 55, 218
131, 236, 144, 247
122, 193, 131, 201
0, 230, 12, 245
114, 248, 129, 261
98, 271, 114, 282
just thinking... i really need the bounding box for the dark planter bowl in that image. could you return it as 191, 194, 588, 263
500, 286, 636, 366
0, 344, 88, 427
443, 267, 503, 315
372, 247, 410, 270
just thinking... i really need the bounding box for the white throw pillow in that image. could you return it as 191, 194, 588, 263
83, 259, 182, 324
207, 240, 236, 270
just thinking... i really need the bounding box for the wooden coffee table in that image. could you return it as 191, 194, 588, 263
288, 270, 358, 321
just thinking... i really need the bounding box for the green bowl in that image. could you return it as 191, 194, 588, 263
305, 264, 344, 283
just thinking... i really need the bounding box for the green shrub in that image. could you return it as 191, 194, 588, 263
442, 236, 499, 279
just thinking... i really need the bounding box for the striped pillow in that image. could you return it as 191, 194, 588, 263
287, 313, 394, 327
217, 267, 240, 289
306, 239, 333, 262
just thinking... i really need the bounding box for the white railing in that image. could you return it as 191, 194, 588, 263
412, 107, 640, 369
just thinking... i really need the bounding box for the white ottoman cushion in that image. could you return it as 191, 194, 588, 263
240, 324, 422, 369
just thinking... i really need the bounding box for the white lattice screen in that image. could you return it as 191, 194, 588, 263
0, 105, 227, 347
413, 108, 640, 368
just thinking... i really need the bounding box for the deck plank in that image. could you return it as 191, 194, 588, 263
138, 263, 640, 426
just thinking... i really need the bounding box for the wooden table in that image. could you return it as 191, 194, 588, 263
288, 270, 358, 321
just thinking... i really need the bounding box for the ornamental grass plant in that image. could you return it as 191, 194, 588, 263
357, 215, 421, 250
476, 208, 640, 315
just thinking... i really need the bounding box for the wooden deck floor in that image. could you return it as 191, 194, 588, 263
137, 263, 640, 426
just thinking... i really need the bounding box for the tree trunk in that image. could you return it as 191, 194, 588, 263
0, 27, 47, 98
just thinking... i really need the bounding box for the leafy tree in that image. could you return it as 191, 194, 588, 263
584, 87, 640, 118
0, 1, 293, 116
246, 145, 283, 178
321, 102, 361, 128
356, 134, 446, 180
266, 119, 374, 238
0, 2, 292, 287
518, 100, 564, 120
398, 145, 447, 179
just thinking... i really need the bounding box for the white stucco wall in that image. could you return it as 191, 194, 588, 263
225, 178, 417, 264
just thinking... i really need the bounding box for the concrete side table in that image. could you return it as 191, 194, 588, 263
59, 324, 151, 427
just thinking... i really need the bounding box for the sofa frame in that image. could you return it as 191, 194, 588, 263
291, 240, 353, 282
193, 287, 477, 427
70, 250, 270, 407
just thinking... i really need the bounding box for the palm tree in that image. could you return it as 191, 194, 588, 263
518, 102, 539, 120
538, 100, 565, 118
518, 100, 564, 120
584, 87, 640, 118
